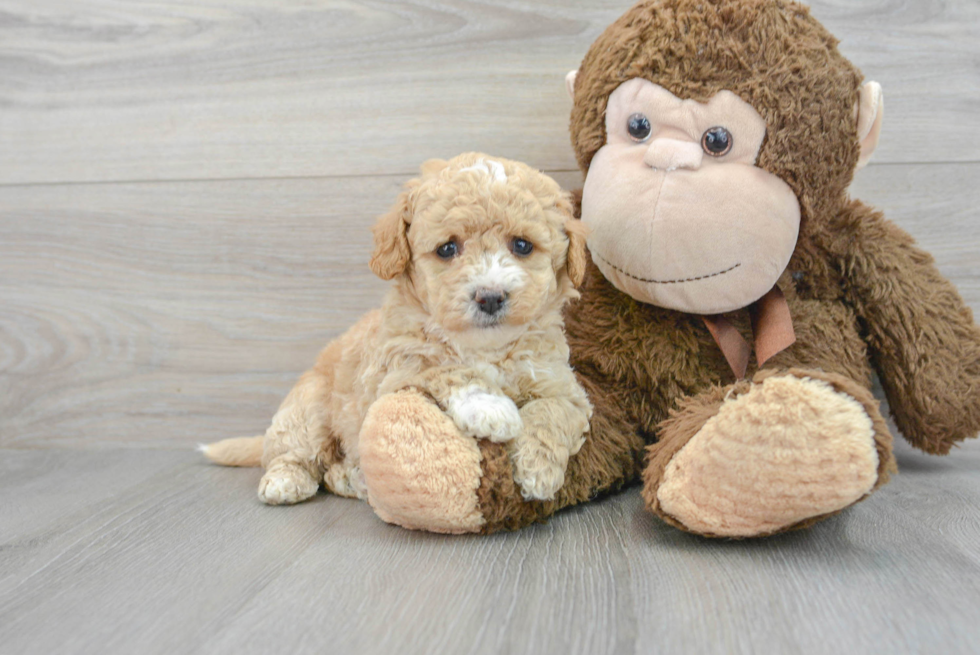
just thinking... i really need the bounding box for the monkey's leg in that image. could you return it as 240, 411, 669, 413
642, 368, 896, 538
359, 373, 644, 534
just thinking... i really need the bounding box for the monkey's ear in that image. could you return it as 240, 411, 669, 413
369, 190, 413, 280
565, 70, 578, 101
563, 217, 590, 287
856, 81, 884, 170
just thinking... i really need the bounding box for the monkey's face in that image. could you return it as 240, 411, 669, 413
581, 78, 801, 315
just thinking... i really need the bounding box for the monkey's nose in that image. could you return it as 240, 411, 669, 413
643, 138, 703, 171
475, 290, 507, 316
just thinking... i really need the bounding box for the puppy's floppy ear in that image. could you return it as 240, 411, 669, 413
369, 189, 413, 281
563, 217, 590, 287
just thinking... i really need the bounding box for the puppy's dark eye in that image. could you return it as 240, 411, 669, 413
512, 238, 533, 256
436, 241, 458, 259
702, 126, 733, 156
627, 113, 652, 142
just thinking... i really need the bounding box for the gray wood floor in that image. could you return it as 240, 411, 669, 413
2, 439, 980, 655
2, 1, 980, 653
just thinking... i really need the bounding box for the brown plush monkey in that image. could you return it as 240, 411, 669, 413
360, 0, 980, 537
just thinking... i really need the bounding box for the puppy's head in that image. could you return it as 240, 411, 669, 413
370, 152, 588, 334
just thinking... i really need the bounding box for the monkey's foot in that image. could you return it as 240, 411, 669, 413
359, 390, 485, 534
643, 370, 894, 538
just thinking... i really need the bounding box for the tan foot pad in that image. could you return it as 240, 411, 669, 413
657, 375, 880, 537
359, 391, 485, 534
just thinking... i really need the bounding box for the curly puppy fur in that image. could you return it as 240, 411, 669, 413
203, 153, 593, 507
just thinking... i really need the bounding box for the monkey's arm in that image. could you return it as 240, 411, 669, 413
835, 199, 980, 454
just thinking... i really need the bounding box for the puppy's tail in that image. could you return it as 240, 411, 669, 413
199, 436, 263, 467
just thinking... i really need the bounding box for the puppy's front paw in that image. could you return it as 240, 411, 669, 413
446, 387, 522, 442
510, 439, 568, 501
258, 465, 319, 505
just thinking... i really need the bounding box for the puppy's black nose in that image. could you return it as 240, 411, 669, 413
475, 290, 507, 316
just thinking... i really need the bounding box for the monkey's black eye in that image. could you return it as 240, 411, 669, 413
436, 241, 458, 259
627, 113, 652, 142
702, 127, 733, 156
512, 238, 533, 256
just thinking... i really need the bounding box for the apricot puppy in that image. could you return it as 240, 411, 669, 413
203, 153, 592, 507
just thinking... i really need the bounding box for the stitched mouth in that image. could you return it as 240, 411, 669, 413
594, 252, 741, 285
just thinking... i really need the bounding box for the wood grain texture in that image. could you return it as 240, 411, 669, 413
1, 439, 979, 655
1, 0, 978, 185
2, 164, 979, 449
0, 175, 395, 447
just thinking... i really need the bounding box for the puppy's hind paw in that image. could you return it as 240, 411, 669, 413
258, 466, 319, 505
446, 387, 523, 443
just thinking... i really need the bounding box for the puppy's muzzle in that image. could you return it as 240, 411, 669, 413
474, 289, 508, 317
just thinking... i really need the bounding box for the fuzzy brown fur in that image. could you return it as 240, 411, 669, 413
206, 1, 980, 538
641, 368, 895, 538
569, 0, 862, 239
469, 0, 980, 536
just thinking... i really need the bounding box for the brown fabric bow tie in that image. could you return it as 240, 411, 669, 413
701, 285, 796, 379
